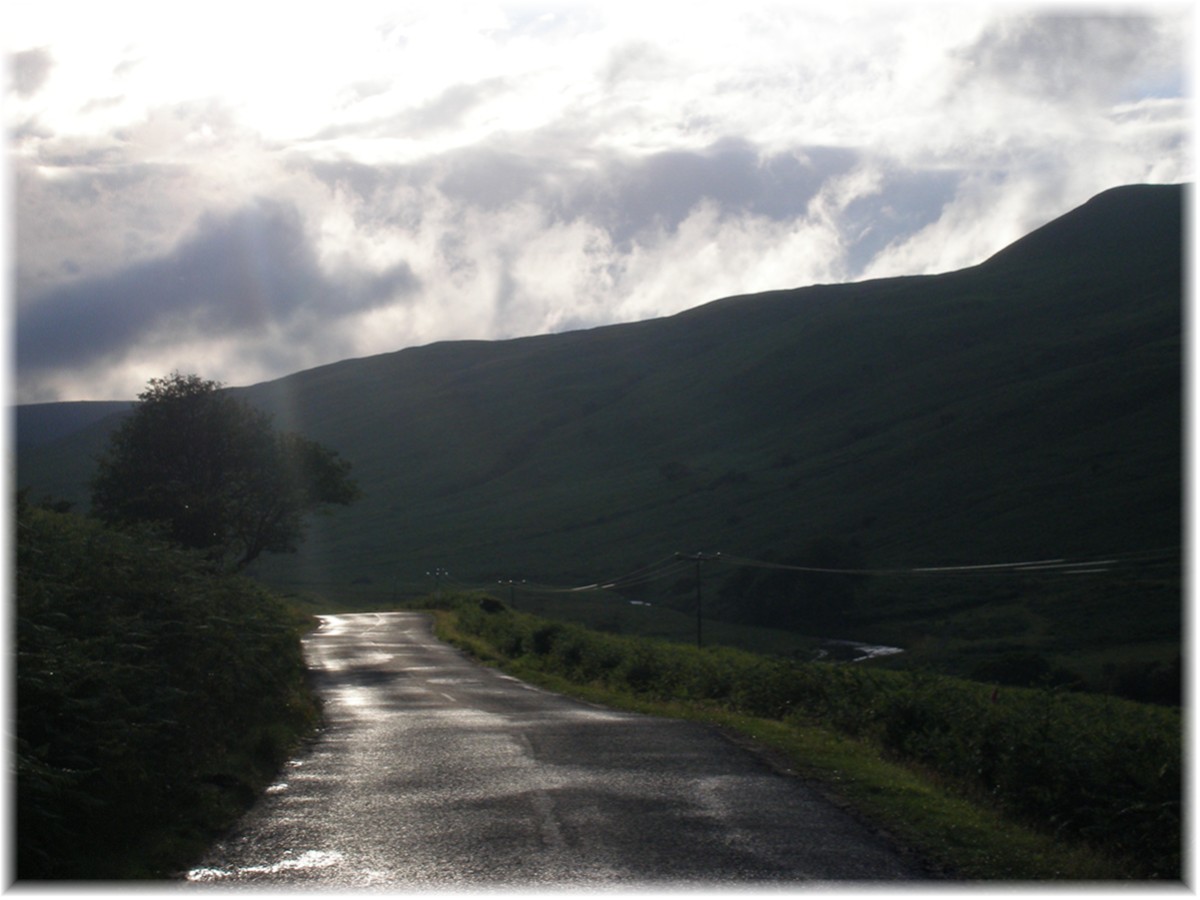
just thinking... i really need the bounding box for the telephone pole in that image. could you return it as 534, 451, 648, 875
498, 578, 525, 606
427, 567, 448, 599
676, 552, 720, 648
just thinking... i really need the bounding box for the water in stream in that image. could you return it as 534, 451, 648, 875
814, 639, 904, 663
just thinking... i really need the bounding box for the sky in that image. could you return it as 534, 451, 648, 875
5, 1, 1193, 403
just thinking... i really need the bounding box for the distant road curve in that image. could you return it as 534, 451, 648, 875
186, 611, 932, 888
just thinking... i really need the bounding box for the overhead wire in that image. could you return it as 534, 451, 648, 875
523, 556, 696, 594
425, 546, 1179, 599
718, 547, 1179, 578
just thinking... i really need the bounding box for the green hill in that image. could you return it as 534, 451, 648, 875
14, 400, 133, 449
16, 183, 1183, 688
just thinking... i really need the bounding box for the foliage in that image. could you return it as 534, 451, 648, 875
15, 500, 320, 878
91, 372, 359, 571
447, 599, 1180, 879
968, 651, 1080, 690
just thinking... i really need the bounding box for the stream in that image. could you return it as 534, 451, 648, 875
814, 639, 904, 663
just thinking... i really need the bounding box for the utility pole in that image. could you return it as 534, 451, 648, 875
676, 552, 720, 649
498, 578, 525, 606
427, 567, 448, 599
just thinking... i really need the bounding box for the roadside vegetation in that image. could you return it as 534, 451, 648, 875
15, 372, 357, 879
14, 497, 321, 878
426, 593, 1180, 881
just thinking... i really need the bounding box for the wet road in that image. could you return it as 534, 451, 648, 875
187, 611, 928, 888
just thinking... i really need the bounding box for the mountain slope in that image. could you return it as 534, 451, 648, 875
14, 400, 133, 449
15, 183, 1183, 671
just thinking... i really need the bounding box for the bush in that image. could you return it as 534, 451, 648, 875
969, 651, 1081, 689
614, 642, 664, 693
15, 503, 319, 878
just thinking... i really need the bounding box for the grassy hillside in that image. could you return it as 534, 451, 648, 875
16, 184, 1183, 687
14, 400, 134, 449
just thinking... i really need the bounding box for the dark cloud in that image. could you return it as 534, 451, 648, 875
10, 47, 53, 99
409, 78, 509, 131
8, 115, 52, 144
35, 137, 128, 169
841, 169, 961, 272
434, 146, 548, 209
426, 138, 858, 243
303, 158, 411, 226
17, 200, 418, 378
24, 158, 175, 201
587, 140, 858, 244
957, 15, 1167, 101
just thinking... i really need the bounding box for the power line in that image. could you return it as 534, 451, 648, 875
718, 547, 1179, 578
414, 546, 1179, 603
522, 555, 696, 594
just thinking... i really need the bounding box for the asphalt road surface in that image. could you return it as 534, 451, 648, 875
186, 611, 930, 888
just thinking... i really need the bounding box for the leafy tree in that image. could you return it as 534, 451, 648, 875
91, 372, 359, 570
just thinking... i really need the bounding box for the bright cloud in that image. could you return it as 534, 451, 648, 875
5, 0, 1192, 402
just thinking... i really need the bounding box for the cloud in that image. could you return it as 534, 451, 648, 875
957, 14, 1179, 103
14, 156, 193, 303
313, 76, 514, 142
10, 46, 53, 98
411, 137, 860, 244
17, 200, 418, 389
576, 141, 859, 246
300, 135, 863, 251
12, 99, 304, 301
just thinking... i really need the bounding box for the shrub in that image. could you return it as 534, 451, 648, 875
15, 503, 319, 878
614, 641, 664, 693
531, 622, 565, 656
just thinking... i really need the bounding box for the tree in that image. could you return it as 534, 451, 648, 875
91, 373, 359, 570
